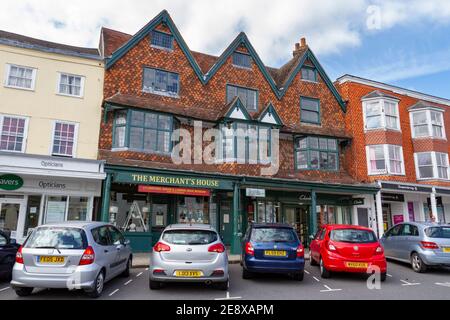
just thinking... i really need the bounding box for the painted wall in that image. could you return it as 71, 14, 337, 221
0, 44, 104, 160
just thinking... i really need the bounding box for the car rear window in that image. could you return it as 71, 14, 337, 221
25, 227, 88, 249
162, 230, 218, 245
330, 229, 377, 244
250, 228, 297, 242
425, 226, 450, 239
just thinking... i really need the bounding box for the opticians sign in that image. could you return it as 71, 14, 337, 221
0, 174, 23, 191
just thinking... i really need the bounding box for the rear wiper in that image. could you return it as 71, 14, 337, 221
34, 246, 61, 254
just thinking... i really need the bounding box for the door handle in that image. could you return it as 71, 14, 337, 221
104, 249, 109, 253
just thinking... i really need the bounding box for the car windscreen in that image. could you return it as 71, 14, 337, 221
25, 227, 88, 250
330, 229, 377, 244
162, 230, 218, 245
425, 226, 450, 239
250, 228, 297, 242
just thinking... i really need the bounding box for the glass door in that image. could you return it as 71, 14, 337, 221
0, 198, 26, 243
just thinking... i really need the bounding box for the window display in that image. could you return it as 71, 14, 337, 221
177, 196, 209, 224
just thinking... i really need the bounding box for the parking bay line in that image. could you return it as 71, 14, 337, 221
312, 276, 320, 282
136, 272, 143, 277
320, 285, 342, 293
304, 270, 310, 275
400, 279, 421, 286
0, 287, 10, 292
435, 282, 450, 288
214, 292, 242, 300
124, 279, 133, 286
109, 289, 120, 297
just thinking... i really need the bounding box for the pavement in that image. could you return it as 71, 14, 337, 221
1, 258, 450, 300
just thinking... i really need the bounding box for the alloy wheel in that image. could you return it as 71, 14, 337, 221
96, 272, 104, 294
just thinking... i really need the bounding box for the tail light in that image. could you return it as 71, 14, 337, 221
153, 269, 166, 275
16, 246, 24, 264
208, 243, 225, 253
375, 246, 384, 255
296, 244, 304, 257
327, 242, 337, 251
153, 242, 171, 252
79, 246, 95, 265
420, 241, 439, 250
245, 242, 254, 256
211, 270, 225, 276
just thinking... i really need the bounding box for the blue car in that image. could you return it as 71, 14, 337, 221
241, 223, 305, 281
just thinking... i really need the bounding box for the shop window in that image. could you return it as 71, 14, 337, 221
150, 30, 174, 50
256, 201, 280, 223
143, 67, 179, 96
232, 52, 252, 69
177, 196, 209, 224
113, 109, 174, 154
363, 98, 400, 130
67, 197, 89, 221
415, 152, 449, 180
52, 121, 77, 157
300, 97, 320, 124
44, 196, 90, 224
301, 67, 317, 82
5, 64, 36, 90
218, 123, 271, 164
226, 85, 258, 112
110, 191, 150, 232
366, 144, 405, 175
410, 109, 445, 139
295, 136, 338, 171
0, 115, 28, 152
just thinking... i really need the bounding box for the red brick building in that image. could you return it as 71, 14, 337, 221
98, 10, 377, 252
337, 75, 450, 235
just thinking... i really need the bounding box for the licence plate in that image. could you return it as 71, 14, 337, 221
345, 262, 368, 268
175, 270, 203, 277
38, 256, 65, 264
264, 250, 287, 257
443, 247, 450, 253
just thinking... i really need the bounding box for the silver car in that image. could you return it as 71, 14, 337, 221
149, 224, 229, 290
380, 222, 450, 272
11, 221, 132, 298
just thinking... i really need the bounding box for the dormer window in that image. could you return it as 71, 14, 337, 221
410, 108, 445, 139
150, 30, 173, 50
232, 52, 252, 69
301, 67, 317, 82
362, 96, 400, 131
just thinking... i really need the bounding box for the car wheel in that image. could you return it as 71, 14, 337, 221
14, 287, 33, 297
242, 268, 253, 279
309, 252, 317, 266
319, 258, 331, 278
86, 271, 105, 298
380, 272, 387, 282
411, 253, 427, 273
121, 257, 132, 277
216, 280, 229, 291
149, 279, 161, 290
293, 272, 304, 281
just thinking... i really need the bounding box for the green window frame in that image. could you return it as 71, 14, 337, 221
112, 109, 174, 154
295, 136, 338, 171
219, 122, 271, 163
301, 66, 318, 82
300, 97, 321, 125
226, 84, 258, 112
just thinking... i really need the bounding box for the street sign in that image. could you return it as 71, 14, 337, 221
246, 188, 265, 197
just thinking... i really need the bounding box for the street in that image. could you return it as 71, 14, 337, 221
1, 260, 449, 300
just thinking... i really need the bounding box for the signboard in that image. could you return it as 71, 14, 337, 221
138, 185, 211, 197
246, 188, 266, 198
393, 214, 404, 225
0, 174, 23, 191
351, 198, 365, 206
114, 172, 233, 190
381, 182, 432, 193
381, 193, 405, 202
298, 193, 312, 201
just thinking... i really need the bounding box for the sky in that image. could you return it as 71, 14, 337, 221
1, 0, 450, 99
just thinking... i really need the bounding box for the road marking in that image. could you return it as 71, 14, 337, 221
109, 289, 119, 296
312, 276, 320, 282
124, 279, 133, 286
145, 268, 149, 271
304, 270, 310, 275
0, 287, 10, 292
320, 285, 342, 292
214, 291, 242, 300
387, 274, 393, 277
136, 272, 143, 277
435, 282, 450, 288
400, 279, 421, 286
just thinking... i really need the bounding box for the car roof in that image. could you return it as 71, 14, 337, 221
38, 221, 110, 229
251, 223, 293, 229
164, 224, 218, 232
397, 221, 450, 228
324, 224, 374, 232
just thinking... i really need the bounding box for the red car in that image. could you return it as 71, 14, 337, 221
309, 225, 387, 281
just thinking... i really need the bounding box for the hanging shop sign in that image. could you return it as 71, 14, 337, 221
138, 185, 211, 197
298, 193, 312, 201
351, 198, 365, 205
381, 193, 405, 202
246, 188, 266, 198
0, 174, 23, 191
114, 171, 234, 190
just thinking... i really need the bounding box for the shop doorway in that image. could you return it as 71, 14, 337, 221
283, 206, 309, 247
219, 200, 232, 245
0, 198, 26, 243
357, 208, 369, 227
382, 203, 392, 232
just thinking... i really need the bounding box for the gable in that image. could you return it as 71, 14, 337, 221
223, 97, 252, 120
258, 103, 283, 126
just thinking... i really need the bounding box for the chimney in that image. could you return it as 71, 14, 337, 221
293, 37, 307, 57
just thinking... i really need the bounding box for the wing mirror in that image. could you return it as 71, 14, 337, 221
9, 238, 17, 245
124, 239, 131, 246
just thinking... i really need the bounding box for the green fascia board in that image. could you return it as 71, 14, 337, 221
223, 97, 252, 120
259, 102, 283, 126
105, 10, 206, 84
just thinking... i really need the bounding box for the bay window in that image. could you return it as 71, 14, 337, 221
363, 98, 400, 130
415, 152, 449, 180
295, 136, 338, 171
113, 109, 174, 154
411, 109, 445, 139
366, 144, 405, 175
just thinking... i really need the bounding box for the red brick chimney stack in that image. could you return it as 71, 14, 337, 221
293, 37, 307, 56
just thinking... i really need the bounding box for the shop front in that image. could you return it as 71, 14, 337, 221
0, 152, 105, 244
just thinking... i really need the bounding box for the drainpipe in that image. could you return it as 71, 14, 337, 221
101, 173, 112, 222
310, 190, 317, 241
230, 182, 241, 255
375, 181, 384, 238
430, 187, 439, 223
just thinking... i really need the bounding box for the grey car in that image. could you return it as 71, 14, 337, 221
149, 224, 229, 290
380, 222, 450, 273
11, 221, 132, 298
